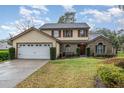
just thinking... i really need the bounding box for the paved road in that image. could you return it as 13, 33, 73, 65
0, 60, 48, 88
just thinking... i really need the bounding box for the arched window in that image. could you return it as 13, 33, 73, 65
65, 44, 71, 52
96, 43, 105, 54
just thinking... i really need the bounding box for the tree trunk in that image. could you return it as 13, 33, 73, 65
116, 48, 118, 54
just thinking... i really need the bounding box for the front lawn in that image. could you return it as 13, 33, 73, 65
0, 49, 8, 53
0, 50, 9, 62
17, 57, 103, 88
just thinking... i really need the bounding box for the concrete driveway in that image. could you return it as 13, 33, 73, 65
0, 60, 48, 88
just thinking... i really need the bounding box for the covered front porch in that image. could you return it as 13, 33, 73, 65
60, 42, 87, 57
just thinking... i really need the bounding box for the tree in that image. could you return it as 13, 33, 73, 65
58, 16, 65, 23
58, 12, 76, 23
15, 18, 35, 32
94, 28, 123, 53
118, 5, 124, 11
8, 17, 37, 39
119, 34, 124, 45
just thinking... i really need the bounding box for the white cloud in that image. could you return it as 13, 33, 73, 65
19, 6, 32, 17
30, 5, 48, 11
33, 19, 45, 26
80, 7, 124, 24
18, 6, 51, 28
79, 7, 124, 30
80, 9, 111, 23
62, 5, 75, 12
107, 7, 124, 17
0, 25, 11, 30
29, 5, 48, 14
0, 24, 17, 31
19, 6, 42, 18
32, 10, 41, 15
2, 6, 49, 37
0, 24, 18, 37
1, 5, 50, 37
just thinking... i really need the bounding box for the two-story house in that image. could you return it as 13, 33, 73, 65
10, 23, 116, 59
40, 23, 89, 57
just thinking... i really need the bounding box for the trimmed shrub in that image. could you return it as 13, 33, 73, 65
50, 47, 56, 60
0, 52, 9, 61
97, 65, 124, 88
76, 47, 80, 56
86, 48, 90, 57
9, 47, 15, 60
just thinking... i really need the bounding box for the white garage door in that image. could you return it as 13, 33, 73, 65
18, 43, 52, 59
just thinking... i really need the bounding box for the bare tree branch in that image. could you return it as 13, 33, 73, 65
15, 16, 35, 32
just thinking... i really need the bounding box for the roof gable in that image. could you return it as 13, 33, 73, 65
88, 35, 112, 44
10, 27, 36, 41
10, 27, 60, 43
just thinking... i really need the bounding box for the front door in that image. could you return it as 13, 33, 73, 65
79, 44, 86, 55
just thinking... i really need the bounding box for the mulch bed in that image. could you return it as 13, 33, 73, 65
94, 77, 106, 88
102, 58, 124, 64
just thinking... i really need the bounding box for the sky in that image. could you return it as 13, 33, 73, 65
0, 5, 124, 40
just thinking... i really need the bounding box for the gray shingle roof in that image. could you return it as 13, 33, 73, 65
40, 23, 90, 30
89, 34, 100, 40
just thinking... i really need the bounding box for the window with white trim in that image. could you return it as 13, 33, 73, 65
63, 29, 72, 37
53, 30, 60, 37
78, 29, 85, 37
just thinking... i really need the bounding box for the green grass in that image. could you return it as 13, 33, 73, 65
0, 50, 8, 53
0, 50, 9, 62
16, 57, 103, 88
117, 51, 124, 58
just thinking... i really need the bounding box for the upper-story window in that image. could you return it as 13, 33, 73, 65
63, 29, 72, 37
52, 30, 60, 37
78, 30, 85, 37
78, 29, 88, 37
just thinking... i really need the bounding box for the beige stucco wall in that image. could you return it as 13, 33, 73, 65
42, 29, 89, 41
42, 30, 51, 36
56, 43, 60, 57
12, 30, 60, 58
87, 38, 115, 56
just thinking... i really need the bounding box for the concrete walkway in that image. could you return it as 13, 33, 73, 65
0, 60, 48, 88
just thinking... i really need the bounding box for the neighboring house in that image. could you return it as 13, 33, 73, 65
10, 23, 116, 59
0, 42, 11, 50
